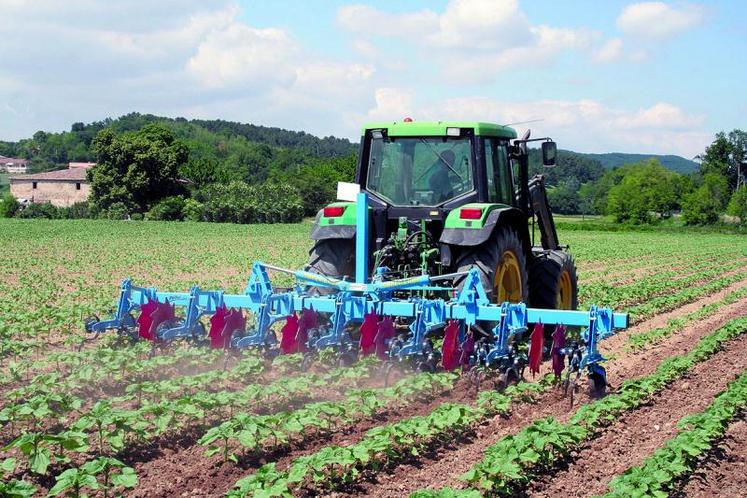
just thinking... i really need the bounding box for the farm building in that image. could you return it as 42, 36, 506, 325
0, 156, 29, 174
10, 162, 95, 207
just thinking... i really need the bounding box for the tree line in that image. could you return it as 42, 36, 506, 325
0, 114, 357, 223
543, 130, 747, 226
1, 113, 745, 227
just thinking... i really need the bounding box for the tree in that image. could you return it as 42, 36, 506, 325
89, 124, 188, 213
682, 173, 730, 225
0, 194, 20, 218
698, 129, 747, 191
605, 159, 680, 224
727, 187, 747, 226
281, 155, 357, 216
547, 179, 580, 214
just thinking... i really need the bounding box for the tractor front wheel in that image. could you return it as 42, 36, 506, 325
455, 227, 529, 304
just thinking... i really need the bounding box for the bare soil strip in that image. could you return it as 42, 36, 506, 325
342, 284, 747, 498
527, 337, 747, 497
127, 380, 477, 498
673, 417, 747, 498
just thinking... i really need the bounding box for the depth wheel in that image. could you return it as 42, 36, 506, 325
338, 351, 357, 368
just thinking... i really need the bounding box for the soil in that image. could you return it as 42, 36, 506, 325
674, 417, 747, 498
10, 271, 747, 497
335, 288, 747, 498
128, 383, 476, 498
527, 332, 747, 497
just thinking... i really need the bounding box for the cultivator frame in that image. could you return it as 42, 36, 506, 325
85, 193, 628, 385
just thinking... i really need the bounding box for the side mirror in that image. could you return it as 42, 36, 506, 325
542, 141, 557, 167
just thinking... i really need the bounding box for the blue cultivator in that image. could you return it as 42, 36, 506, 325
85, 193, 628, 391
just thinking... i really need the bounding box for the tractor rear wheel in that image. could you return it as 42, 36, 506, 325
306, 239, 355, 293
455, 227, 528, 304
528, 250, 578, 310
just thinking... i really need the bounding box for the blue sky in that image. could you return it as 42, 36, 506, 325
1, 1, 745, 157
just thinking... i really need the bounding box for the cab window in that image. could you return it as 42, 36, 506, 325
484, 139, 513, 205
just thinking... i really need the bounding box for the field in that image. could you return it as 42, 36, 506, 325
2, 218, 747, 497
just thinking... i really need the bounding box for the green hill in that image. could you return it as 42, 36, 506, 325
579, 152, 699, 174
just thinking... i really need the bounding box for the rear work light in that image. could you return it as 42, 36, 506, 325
459, 207, 483, 220
324, 206, 346, 217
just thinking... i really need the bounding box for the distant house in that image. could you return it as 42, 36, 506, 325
10, 162, 96, 207
0, 156, 29, 174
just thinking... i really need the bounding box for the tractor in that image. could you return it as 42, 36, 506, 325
84, 119, 627, 394
309, 119, 577, 320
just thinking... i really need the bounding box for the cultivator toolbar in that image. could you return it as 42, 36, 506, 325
85, 193, 628, 388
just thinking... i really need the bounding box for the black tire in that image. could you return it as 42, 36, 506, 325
455, 227, 529, 304
528, 250, 578, 310
307, 239, 355, 294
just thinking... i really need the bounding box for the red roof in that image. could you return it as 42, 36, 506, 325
2, 157, 28, 166
10, 168, 89, 182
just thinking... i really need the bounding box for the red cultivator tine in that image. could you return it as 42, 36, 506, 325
460, 329, 475, 369
359, 312, 378, 356
148, 301, 175, 342
297, 309, 316, 353
528, 322, 545, 377
551, 324, 567, 379
137, 300, 157, 340
221, 308, 245, 349
208, 305, 229, 349
280, 314, 300, 354
375, 316, 395, 360
442, 320, 460, 371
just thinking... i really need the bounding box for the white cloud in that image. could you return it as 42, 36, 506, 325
432, 0, 532, 51
366, 91, 709, 157
337, 4, 438, 37
617, 2, 704, 40
338, 0, 598, 83
613, 102, 704, 129
187, 25, 297, 89
593, 38, 624, 63
0, 1, 377, 141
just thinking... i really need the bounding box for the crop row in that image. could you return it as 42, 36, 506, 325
580, 254, 739, 300
2, 359, 378, 477
226, 382, 548, 497
626, 285, 747, 351
601, 369, 747, 497
581, 259, 747, 308
580, 246, 738, 280
430, 315, 747, 497
627, 269, 747, 322
200, 371, 457, 463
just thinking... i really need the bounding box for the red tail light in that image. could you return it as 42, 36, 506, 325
459, 207, 483, 220
323, 206, 345, 217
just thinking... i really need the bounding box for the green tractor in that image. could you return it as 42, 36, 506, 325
308, 119, 577, 316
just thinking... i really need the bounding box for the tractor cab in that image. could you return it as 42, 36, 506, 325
310, 119, 573, 313
358, 121, 521, 221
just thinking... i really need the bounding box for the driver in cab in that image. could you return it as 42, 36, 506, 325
429, 150, 456, 203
